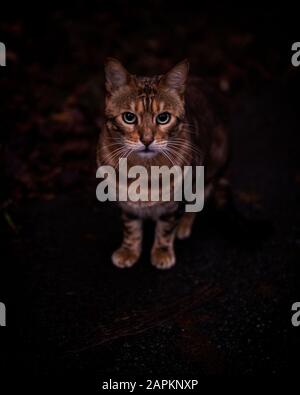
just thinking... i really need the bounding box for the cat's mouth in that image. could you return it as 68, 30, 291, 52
137, 146, 157, 158
125, 140, 166, 158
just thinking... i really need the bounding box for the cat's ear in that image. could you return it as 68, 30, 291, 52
160, 59, 189, 94
104, 58, 130, 93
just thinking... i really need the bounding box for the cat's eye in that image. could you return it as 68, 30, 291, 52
156, 112, 171, 125
122, 112, 137, 124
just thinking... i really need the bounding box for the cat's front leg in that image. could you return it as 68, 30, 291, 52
112, 212, 143, 268
151, 213, 178, 270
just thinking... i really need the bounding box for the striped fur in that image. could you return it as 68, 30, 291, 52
97, 59, 229, 269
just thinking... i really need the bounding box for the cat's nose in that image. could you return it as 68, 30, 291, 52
140, 136, 154, 147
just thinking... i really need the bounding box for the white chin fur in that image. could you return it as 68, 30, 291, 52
136, 150, 158, 158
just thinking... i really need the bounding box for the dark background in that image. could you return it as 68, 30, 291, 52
1, 1, 300, 381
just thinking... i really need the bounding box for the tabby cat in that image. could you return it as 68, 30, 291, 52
97, 58, 228, 269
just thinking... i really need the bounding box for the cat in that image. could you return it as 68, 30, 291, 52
97, 58, 229, 269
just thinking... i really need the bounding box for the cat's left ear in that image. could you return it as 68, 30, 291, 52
160, 59, 189, 94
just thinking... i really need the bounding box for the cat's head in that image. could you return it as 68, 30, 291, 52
104, 58, 189, 158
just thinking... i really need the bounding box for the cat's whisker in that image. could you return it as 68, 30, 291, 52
161, 149, 175, 167
105, 146, 129, 165
102, 145, 125, 160
167, 145, 193, 159
165, 147, 189, 165
169, 140, 202, 160
124, 148, 134, 161
112, 148, 133, 169
168, 143, 202, 157
168, 138, 203, 156
102, 142, 123, 150
168, 141, 198, 154
123, 140, 145, 151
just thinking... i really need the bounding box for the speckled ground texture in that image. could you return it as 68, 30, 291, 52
1, 2, 299, 380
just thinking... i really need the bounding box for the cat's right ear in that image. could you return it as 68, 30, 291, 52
104, 58, 130, 93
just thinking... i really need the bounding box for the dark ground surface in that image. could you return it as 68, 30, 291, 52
1, 2, 300, 381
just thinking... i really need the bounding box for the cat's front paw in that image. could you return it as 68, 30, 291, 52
112, 247, 140, 268
151, 246, 176, 270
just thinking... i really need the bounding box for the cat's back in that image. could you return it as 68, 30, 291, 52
185, 76, 229, 178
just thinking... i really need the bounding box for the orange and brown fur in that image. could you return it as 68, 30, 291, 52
97, 58, 229, 269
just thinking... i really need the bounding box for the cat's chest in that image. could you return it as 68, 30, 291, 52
119, 200, 179, 219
